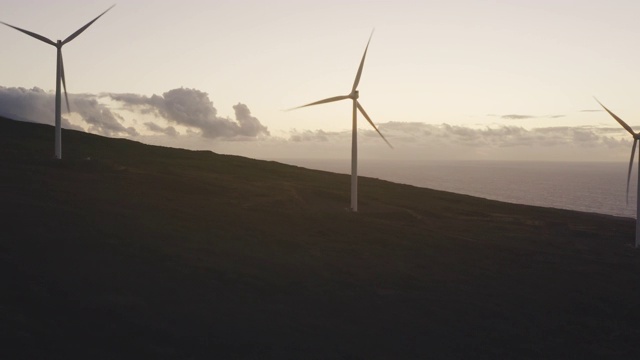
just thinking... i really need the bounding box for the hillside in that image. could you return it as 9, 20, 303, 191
1, 117, 640, 359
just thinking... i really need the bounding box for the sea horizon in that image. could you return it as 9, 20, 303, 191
275, 158, 637, 219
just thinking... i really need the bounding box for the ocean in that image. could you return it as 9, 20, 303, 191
277, 159, 637, 219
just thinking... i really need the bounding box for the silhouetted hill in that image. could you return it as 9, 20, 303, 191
2, 117, 640, 359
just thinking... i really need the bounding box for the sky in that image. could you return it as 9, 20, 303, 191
1, 0, 640, 164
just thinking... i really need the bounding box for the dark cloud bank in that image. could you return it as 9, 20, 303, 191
285, 124, 618, 149
291, 122, 627, 149
0, 86, 136, 136
109, 88, 269, 139
0, 86, 627, 151
0, 86, 269, 140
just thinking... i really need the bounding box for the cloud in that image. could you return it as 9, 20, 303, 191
290, 121, 628, 149
579, 109, 604, 113
108, 88, 269, 139
594, 127, 628, 134
501, 114, 536, 120
0, 86, 136, 136
0, 86, 51, 123
233, 103, 270, 138
144, 122, 178, 137
71, 94, 138, 136
500, 114, 565, 120
0, 86, 269, 141
290, 129, 335, 142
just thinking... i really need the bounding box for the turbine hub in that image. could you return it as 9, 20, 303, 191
634, 133, 640, 140
350, 90, 359, 100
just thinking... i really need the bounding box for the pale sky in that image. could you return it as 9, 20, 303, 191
1, 0, 640, 163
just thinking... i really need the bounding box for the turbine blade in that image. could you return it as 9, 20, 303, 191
352, 29, 374, 92
62, 4, 115, 45
60, 52, 70, 113
287, 95, 350, 111
356, 101, 393, 148
594, 97, 636, 136
627, 140, 637, 205
0, 21, 56, 46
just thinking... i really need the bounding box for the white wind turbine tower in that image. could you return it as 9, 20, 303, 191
289, 31, 393, 212
595, 98, 640, 248
1, 5, 115, 160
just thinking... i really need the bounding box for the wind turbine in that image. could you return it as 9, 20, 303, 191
1, 5, 115, 160
289, 31, 392, 212
595, 97, 640, 248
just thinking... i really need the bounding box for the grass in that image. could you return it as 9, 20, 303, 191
1, 117, 640, 359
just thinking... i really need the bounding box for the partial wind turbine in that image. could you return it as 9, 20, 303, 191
1, 5, 115, 159
289, 31, 392, 212
595, 97, 640, 248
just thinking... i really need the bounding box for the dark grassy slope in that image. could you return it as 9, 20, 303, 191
1, 117, 640, 359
